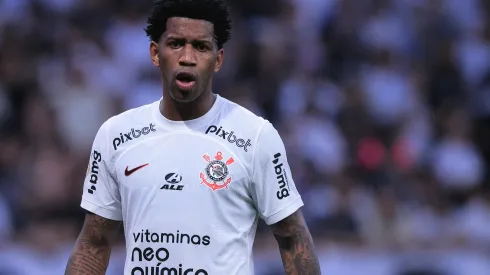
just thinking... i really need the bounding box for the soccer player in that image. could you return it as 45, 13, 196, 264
65, 0, 321, 274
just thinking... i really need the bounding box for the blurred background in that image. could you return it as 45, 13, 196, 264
0, 0, 490, 274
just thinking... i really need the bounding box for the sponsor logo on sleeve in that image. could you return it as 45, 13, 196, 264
205, 125, 252, 152
113, 123, 156, 150
272, 153, 290, 200
87, 150, 102, 194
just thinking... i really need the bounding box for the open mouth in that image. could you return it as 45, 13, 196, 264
176, 72, 196, 83
175, 72, 197, 91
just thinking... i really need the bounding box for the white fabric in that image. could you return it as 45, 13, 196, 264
80, 95, 303, 275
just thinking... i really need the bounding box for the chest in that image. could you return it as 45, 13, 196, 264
113, 134, 252, 209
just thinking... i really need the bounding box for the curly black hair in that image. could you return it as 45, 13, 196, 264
144, 0, 232, 49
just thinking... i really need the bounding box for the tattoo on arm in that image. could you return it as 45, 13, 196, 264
270, 210, 321, 275
65, 213, 121, 275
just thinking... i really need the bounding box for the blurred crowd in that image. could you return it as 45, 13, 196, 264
1, 0, 490, 274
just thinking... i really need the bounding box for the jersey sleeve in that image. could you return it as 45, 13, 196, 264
251, 122, 304, 225
80, 121, 123, 221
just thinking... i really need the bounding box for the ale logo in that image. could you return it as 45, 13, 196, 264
161, 173, 184, 191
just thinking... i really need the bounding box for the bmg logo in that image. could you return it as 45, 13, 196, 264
87, 150, 102, 194
272, 153, 290, 200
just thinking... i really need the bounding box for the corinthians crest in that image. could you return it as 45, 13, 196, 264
200, 151, 235, 191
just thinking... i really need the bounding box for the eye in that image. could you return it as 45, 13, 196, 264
194, 42, 209, 52
168, 40, 183, 49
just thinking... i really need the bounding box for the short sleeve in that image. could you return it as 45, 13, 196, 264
80, 121, 123, 221
251, 122, 304, 225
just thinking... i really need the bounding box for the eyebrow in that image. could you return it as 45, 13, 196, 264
165, 34, 213, 43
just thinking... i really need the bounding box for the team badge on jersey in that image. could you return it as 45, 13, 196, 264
200, 151, 235, 191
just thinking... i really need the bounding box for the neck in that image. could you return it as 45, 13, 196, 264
160, 91, 216, 121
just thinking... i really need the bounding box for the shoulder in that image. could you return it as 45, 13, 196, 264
97, 100, 159, 152
215, 97, 287, 163
217, 97, 271, 140
222, 97, 284, 142
104, 101, 157, 133
219, 99, 288, 159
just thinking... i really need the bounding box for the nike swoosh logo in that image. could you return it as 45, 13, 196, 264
125, 163, 148, 176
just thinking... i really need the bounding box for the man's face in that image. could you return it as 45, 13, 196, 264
150, 17, 224, 103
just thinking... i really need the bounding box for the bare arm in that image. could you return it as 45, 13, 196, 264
65, 213, 122, 275
269, 210, 321, 275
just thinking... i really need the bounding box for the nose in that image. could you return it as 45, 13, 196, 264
178, 44, 196, 67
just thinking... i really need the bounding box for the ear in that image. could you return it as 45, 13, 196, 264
214, 48, 224, 73
150, 41, 159, 67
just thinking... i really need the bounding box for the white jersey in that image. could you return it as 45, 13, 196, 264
80, 95, 303, 275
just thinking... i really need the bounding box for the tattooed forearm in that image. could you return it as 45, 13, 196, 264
270, 210, 321, 275
65, 213, 121, 275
